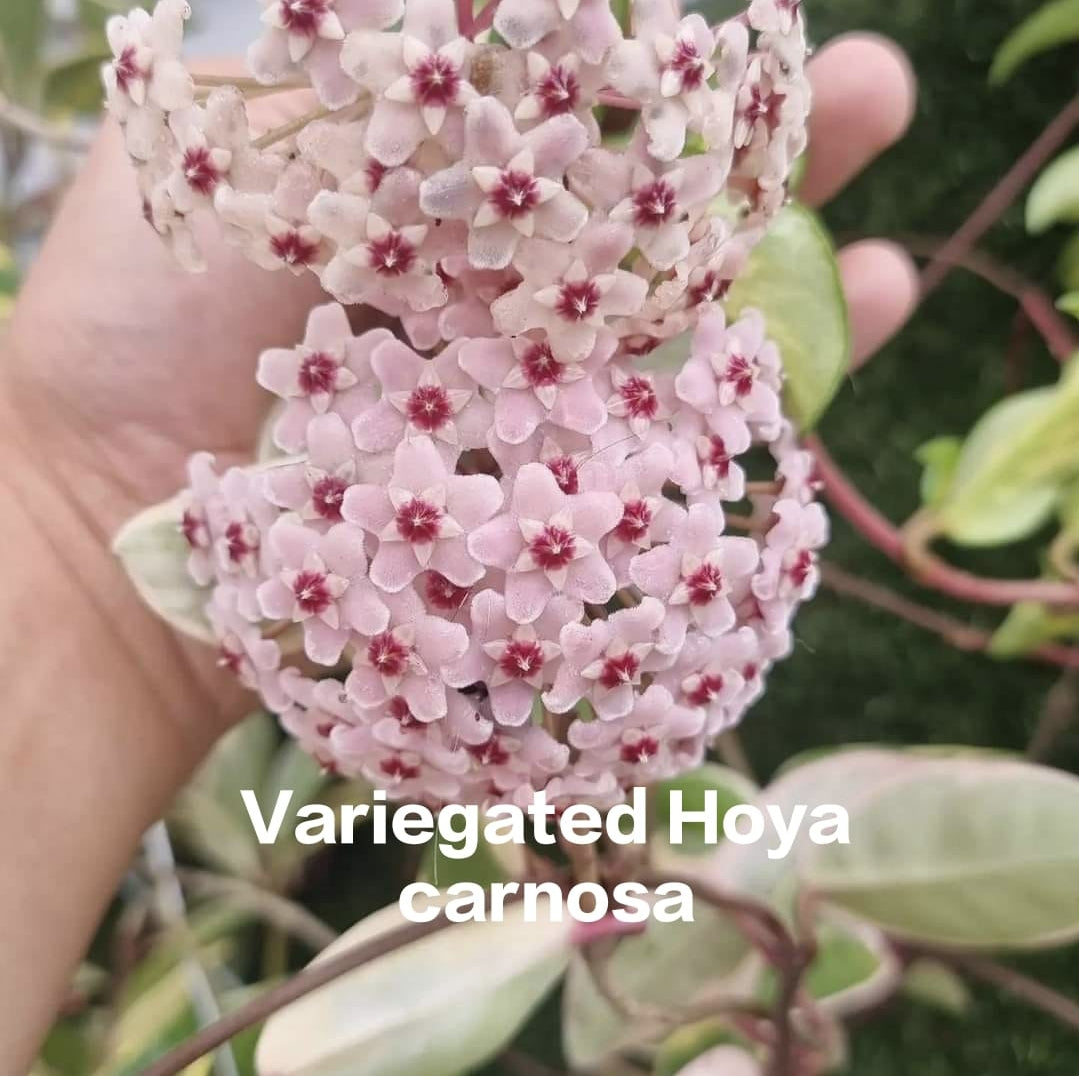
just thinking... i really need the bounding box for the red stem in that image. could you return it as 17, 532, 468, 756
471, 0, 499, 34
456, 0, 474, 37
920, 94, 1079, 298
900, 237, 1078, 363
806, 435, 1079, 608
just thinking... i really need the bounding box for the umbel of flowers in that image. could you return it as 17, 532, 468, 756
107, 0, 825, 807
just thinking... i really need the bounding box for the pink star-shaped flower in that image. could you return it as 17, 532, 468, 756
257, 519, 390, 665
468, 463, 623, 623
343, 435, 502, 592
630, 503, 759, 640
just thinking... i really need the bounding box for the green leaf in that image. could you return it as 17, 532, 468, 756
990, 0, 1079, 83
1058, 231, 1079, 292
933, 360, 1079, 546
256, 902, 573, 1076
1027, 147, 1079, 234
988, 597, 1079, 658
901, 958, 973, 1016
112, 495, 214, 643
44, 52, 109, 115
915, 436, 963, 509
756, 914, 898, 1018
724, 204, 850, 429
562, 911, 754, 1068
1058, 291, 1079, 319
802, 756, 1079, 949
654, 1021, 749, 1076
651, 763, 759, 859
0, 0, 46, 99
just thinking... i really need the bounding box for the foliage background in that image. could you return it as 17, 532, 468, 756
5, 0, 1078, 1072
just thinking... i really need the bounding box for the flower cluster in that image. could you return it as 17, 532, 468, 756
110, 0, 824, 806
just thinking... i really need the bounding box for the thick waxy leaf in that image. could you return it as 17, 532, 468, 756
756, 913, 898, 1018
915, 436, 962, 509
113, 495, 213, 643
654, 1021, 750, 1076
703, 749, 914, 907
1027, 147, 1079, 234
932, 360, 1079, 546
562, 909, 754, 1068
1058, 291, 1079, 318
257, 903, 573, 1076
988, 597, 1079, 658
901, 958, 973, 1016
802, 757, 1079, 949
990, 0, 1079, 83
724, 204, 850, 429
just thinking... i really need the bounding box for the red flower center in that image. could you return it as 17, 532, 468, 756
632, 179, 677, 227
271, 229, 320, 267
425, 571, 470, 611
367, 631, 411, 677
620, 735, 660, 764
225, 521, 259, 564
617, 375, 659, 420
598, 651, 641, 690
388, 695, 421, 729
182, 147, 225, 196
368, 231, 416, 276
743, 662, 759, 682
489, 169, 540, 220
468, 737, 510, 766
686, 673, 724, 706
615, 499, 652, 543
555, 279, 601, 322
298, 351, 339, 396
497, 639, 546, 680
279, 0, 333, 36
536, 63, 580, 117
787, 548, 815, 588
218, 642, 245, 676
667, 39, 706, 90
723, 354, 756, 397
545, 455, 579, 494
520, 341, 562, 388
688, 270, 730, 306
365, 159, 387, 193
702, 435, 731, 476
380, 754, 421, 780
394, 497, 442, 544
113, 46, 146, 94
406, 383, 453, 431
409, 53, 461, 107
745, 84, 786, 129
290, 569, 333, 614
311, 475, 349, 521
181, 508, 208, 549
684, 561, 724, 606
529, 524, 577, 571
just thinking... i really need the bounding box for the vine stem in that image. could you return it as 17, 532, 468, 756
472, 0, 501, 34
597, 89, 644, 110
457, 0, 475, 37
899, 237, 1078, 363
0, 91, 93, 152
253, 105, 335, 150
138, 913, 452, 1076
806, 435, 1079, 608
821, 561, 1079, 670
920, 94, 1079, 298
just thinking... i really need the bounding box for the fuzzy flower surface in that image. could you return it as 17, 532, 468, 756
111, 0, 823, 808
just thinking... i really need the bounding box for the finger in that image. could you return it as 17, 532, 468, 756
838, 239, 919, 368
801, 34, 917, 208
